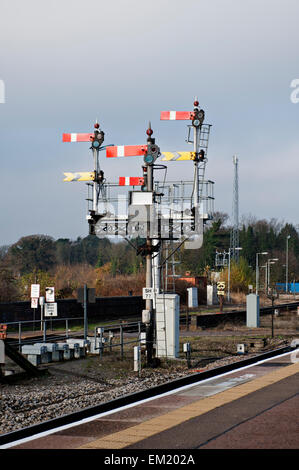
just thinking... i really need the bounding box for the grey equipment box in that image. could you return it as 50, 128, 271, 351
66, 341, 81, 359
22, 345, 49, 366
246, 294, 260, 327
66, 339, 89, 357
87, 336, 106, 355
34, 343, 60, 362
56, 342, 71, 360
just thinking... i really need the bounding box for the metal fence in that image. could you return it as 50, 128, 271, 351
3, 317, 145, 358
90, 321, 144, 359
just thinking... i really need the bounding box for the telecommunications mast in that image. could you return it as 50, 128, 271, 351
230, 155, 240, 262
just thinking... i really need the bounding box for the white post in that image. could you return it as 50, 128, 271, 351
286, 235, 290, 294
256, 252, 259, 295
227, 249, 231, 302
134, 346, 141, 374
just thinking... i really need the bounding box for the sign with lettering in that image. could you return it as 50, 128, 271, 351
44, 303, 58, 317
217, 281, 226, 296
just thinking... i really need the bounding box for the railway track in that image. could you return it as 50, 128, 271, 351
0, 344, 292, 448
5, 300, 299, 349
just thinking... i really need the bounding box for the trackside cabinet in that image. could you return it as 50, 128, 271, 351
155, 293, 180, 358
246, 293, 260, 327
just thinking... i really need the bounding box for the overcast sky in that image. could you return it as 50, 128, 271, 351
1, 0, 299, 246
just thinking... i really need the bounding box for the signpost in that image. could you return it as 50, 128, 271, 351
77, 286, 96, 339
217, 281, 226, 313
30, 284, 40, 331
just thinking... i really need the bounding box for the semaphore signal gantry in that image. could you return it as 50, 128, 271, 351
62, 99, 215, 367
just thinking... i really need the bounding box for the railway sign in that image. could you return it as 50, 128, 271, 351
44, 303, 58, 317
45, 287, 55, 303
142, 287, 158, 300
31, 298, 38, 309
30, 284, 40, 299
217, 281, 226, 296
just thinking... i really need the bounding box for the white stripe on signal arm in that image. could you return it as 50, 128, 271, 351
118, 146, 125, 157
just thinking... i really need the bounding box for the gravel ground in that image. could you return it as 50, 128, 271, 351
0, 334, 292, 436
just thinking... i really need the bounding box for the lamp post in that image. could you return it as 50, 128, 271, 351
286, 235, 291, 294
256, 252, 268, 295
227, 247, 242, 302
260, 264, 267, 294
267, 258, 279, 294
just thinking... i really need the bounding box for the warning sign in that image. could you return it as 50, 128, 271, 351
31, 298, 38, 309
217, 281, 226, 296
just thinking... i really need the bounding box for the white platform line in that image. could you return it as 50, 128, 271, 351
0, 350, 292, 449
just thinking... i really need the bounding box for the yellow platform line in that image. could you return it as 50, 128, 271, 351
78, 361, 299, 449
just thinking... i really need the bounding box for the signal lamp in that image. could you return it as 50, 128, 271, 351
144, 154, 154, 164
199, 149, 205, 160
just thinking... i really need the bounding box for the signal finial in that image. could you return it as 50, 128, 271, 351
194, 96, 199, 107
94, 120, 100, 129
146, 121, 153, 136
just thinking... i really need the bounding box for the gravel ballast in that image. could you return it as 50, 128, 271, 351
0, 352, 265, 436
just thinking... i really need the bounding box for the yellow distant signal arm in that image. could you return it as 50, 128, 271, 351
63, 171, 95, 182
161, 152, 196, 162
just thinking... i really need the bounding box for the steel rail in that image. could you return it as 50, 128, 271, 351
0, 344, 291, 447
5, 301, 299, 348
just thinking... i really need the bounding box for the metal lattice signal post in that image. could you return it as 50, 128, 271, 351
101, 124, 161, 367
62, 100, 214, 368
160, 98, 210, 215
62, 122, 114, 235
144, 125, 157, 365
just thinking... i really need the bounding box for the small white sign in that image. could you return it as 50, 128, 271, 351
45, 287, 55, 303
31, 284, 40, 298
217, 281, 226, 296
142, 287, 159, 300
44, 303, 58, 317
31, 298, 39, 309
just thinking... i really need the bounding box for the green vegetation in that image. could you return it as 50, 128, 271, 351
0, 215, 298, 301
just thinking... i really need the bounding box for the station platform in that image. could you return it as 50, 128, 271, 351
8, 350, 298, 450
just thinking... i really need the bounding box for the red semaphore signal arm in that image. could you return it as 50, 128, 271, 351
118, 177, 144, 186
106, 145, 148, 158
160, 111, 194, 121
62, 133, 94, 142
